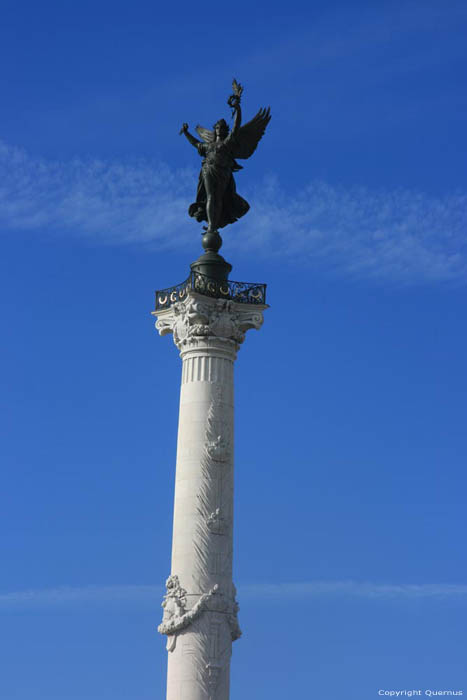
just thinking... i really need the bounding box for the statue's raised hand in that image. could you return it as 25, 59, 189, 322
227, 95, 240, 110
227, 79, 243, 114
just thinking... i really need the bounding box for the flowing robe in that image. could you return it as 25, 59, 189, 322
188, 140, 249, 229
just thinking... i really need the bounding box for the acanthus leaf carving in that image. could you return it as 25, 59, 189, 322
154, 293, 264, 351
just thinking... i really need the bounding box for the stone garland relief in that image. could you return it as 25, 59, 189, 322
158, 576, 241, 651
158, 575, 219, 652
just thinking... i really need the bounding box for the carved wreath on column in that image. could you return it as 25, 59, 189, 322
158, 574, 219, 651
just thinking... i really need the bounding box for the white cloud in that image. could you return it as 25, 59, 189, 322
240, 581, 467, 600
0, 584, 162, 609
1, 581, 466, 610
1, 140, 466, 283
0, 141, 195, 249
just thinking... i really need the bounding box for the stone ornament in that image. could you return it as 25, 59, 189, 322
193, 398, 232, 588
155, 293, 264, 351
227, 584, 242, 642
158, 575, 219, 652
206, 508, 227, 535
205, 397, 231, 463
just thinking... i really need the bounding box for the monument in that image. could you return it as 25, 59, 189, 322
153, 80, 271, 700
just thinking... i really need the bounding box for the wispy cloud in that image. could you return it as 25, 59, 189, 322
240, 581, 467, 600
0, 584, 162, 610
1, 140, 466, 284
1, 581, 467, 611
0, 141, 194, 249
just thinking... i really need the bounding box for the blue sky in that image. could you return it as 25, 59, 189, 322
1, 1, 466, 698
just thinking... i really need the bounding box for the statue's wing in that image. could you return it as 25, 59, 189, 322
232, 107, 271, 159
195, 125, 215, 143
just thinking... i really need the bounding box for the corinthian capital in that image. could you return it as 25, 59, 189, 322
153, 292, 266, 351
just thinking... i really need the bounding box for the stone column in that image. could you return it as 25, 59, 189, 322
154, 291, 266, 700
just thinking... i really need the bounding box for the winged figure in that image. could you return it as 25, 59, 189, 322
180, 80, 271, 235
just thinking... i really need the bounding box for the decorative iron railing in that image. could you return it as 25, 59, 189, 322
155, 271, 266, 311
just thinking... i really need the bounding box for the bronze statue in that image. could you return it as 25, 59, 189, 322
180, 80, 271, 237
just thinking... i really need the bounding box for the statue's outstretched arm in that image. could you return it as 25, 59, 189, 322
228, 79, 243, 133
180, 123, 201, 148
226, 96, 242, 142
232, 102, 242, 135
